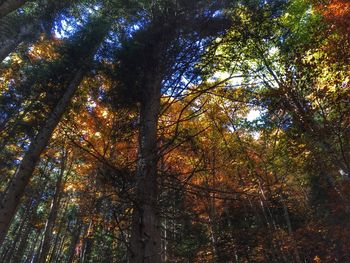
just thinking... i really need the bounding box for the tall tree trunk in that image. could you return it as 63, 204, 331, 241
0, 193, 32, 258
23, 230, 40, 263
52, 227, 67, 263
67, 222, 82, 263
30, 230, 44, 263
0, 0, 28, 19
12, 222, 33, 262
2, 210, 26, 262
0, 14, 111, 243
280, 196, 302, 263
37, 151, 66, 263
12, 173, 50, 262
46, 201, 67, 263
80, 220, 93, 263
0, 68, 85, 246
208, 146, 221, 263
129, 78, 162, 263
0, 14, 37, 62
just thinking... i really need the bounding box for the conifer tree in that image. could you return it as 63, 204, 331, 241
0, 12, 112, 245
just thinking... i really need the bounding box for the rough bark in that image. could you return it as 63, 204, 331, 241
129, 78, 162, 263
0, 68, 84, 246
0, 0, 28, 19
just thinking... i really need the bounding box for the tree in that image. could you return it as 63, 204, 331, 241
111, 1, 233, 261
1, 0, 350, 261
0, 13, 112, 245
36, 147, 67, 263
0, 0, 74, 63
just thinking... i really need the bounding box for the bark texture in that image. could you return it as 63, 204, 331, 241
129, 77, 162, 263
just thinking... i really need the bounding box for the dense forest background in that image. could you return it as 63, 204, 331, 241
0, 0, 350, 262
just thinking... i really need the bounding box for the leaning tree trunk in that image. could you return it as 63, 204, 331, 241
0, 11, 111, 243
129, 77, 162, 263
0, 0, 28, 19
0, 36, 21, 62
0, 20, 40, 63
0, 68, 84, 246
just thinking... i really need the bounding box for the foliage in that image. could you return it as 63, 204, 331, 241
0, 0, 350, 262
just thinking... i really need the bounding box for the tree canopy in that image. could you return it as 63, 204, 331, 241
0, 0, 350, 262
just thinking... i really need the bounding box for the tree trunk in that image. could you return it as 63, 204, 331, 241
0, 0, 75, 63
0, 21, 37, 63
52, 228, 67, 263
0, 0, 28, 19
47, 202, 67, 263
0, 14, 111, 243
2, 210, 26, 262
0, 194, 32, 259
80, 220, 93, 263
0, 18, 36, 62
37, 152, 66, 263
129, 78, 162, 263
12, 222, 33, 262
0, 36, 21, 62
0, 68, 85, 246
281, 196, 302, 263
67, 222, 82, 263
30, 230, 44, 263
23, 230, 40, 263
